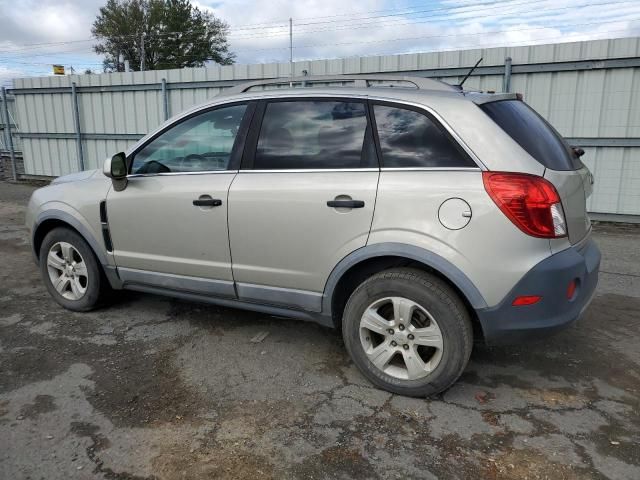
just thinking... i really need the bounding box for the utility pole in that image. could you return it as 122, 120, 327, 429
140, 33, 146, 71
289, 17, 293, 87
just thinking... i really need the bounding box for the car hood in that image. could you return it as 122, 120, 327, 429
50, 169, 100, 185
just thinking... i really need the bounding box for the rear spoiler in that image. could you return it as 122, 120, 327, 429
466, 92, 520, 105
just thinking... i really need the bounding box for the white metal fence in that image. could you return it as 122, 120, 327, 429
3, 37, 640, 218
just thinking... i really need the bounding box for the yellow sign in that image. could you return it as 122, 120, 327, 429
53, 65, 65, 75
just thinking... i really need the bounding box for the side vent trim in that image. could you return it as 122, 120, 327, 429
99, 200, 114, 252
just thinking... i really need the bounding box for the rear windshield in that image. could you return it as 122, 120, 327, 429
480, 100, 582, 171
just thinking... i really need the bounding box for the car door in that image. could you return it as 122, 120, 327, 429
227, 98, 379, 312
106, 102, 254, 298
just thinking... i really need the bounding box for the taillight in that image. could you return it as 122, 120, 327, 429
483, 172, 567, 238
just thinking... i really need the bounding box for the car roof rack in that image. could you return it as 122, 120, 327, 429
223, 74, 458, 95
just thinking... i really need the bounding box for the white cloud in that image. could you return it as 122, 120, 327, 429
203, 0, 640, 64
0, 0, 638, 80
0, 65, 30, 87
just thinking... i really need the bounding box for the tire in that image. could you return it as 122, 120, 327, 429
39, 227, 105, 312
342, 267, 473, 397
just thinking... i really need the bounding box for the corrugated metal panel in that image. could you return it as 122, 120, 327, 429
8, 36, 640, 216
82, 139, 139, 170
0, 96, 22, 152
582, 147, 640, 215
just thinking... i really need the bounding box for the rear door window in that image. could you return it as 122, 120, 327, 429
480, 100, 582, 171
253, 100, 375, 169
372, 104, 476, 168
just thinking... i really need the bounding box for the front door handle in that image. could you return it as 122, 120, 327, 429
193, 196, 222, 207
327, 200, 365, 209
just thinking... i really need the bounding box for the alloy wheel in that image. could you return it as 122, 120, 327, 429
359, 296, 444, 380
46, 241, 88, 301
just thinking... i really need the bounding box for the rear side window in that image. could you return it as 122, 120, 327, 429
254, 100, 373, 169
480, 100, 582, 171
373, 104, 475, 168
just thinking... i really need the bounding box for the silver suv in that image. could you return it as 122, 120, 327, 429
26, 75, 600, 396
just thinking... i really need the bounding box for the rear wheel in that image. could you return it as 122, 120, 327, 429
342, 268, 473, 397
39, 227, 105, 311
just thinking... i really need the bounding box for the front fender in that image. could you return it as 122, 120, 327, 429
33, 203, 108, 266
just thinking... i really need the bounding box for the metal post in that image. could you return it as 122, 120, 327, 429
161, 78, 169, 121
289, 18, 293, 87
140, 33, 145, 71
71, 82, 84, 171
1, 87, 18, 181
503, 56, 512, 93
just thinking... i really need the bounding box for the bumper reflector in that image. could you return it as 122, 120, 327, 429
512, 295, 542, 306
567, 279, 577, 299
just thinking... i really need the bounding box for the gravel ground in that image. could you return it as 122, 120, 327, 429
0, 180, 639, 480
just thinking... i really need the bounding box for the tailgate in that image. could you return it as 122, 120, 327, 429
544, 166, 592, 244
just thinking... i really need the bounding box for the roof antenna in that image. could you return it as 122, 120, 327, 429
456, 57, 483, 90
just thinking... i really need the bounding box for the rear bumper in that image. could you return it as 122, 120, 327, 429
476, 237, 600, 346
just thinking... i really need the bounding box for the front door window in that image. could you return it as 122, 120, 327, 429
131, 104, 248, 174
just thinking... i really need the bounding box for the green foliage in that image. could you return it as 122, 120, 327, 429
92, 0, 235, 71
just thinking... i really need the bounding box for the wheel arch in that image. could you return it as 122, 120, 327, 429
32, 210, 108, 267
323, 243, 487, 331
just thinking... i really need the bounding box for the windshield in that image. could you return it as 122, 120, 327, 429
480, 100, 583, 171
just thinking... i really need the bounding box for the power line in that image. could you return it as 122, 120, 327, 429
228, 0, 637, 39
295, 0, 638, 34
227, 0, 554, 34
288, 29, 639, 62
0, 39, 95, 54
3, 16, 637, 65
0, 0, 587, 42
215, 0, 500, 30
105, 28, 640, 64
0, 0, 635, 52
1, 3, 638, 71
0, 0, 634, 52
222, 0, 550, 30
3, 28, 637, 70
232, 18, 640, 52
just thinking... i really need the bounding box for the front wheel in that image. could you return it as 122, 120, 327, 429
342, 268, 473, 397
39, 227, 105, 311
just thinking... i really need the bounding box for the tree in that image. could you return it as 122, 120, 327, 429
92, 0, 234, 72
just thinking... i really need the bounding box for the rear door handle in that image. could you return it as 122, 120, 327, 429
327, 200, 365, 209
193, 196, 222, 207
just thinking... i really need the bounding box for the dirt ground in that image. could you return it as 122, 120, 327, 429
0, 180, 639, 480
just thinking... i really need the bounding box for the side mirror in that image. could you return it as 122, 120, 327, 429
103, 152, 128, 191
103, 152, 128, 179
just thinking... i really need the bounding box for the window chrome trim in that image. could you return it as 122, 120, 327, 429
126, 167, 480, 176
127, 170, 238, 178
125, 93, 487, 171
237, 167, 480, 173
241, 168, 380, 174
380, 167, 481, 172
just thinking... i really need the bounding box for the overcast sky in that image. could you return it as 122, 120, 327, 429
1, 0, 639, 85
